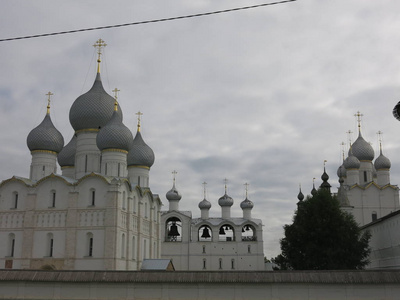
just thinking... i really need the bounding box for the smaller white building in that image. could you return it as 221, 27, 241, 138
161, 180, 265, 271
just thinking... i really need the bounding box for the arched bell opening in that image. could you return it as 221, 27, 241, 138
165, 217, 182, 242
241, 224, 256, 241
198, 225, 212, 241
219, 224, 235, 242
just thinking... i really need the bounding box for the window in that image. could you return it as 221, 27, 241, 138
219, 224, 235, 241
132, 236, 136, 260
121, 233, 126, 258
12, 192, 18, 209
372, 212, 377, 222
143, 239, 147, 259
145, 203, 148, 218
122, 191, 126, 210
90, 189, 95, 206
137, 176, 141, 186
8, 233, 15, 257
203, 259, 206, 270
231, 259, 235, 270
85, 155, 88, 172
219, 258, 223, 270
248, 245, 251, 253
47, 233, 54, 257
133, 196, 136, 213
87, 232, 93, 257
165, 217, 182, 242
202, 245, 206, 254
50, 191, 56, 208
364, 171, 367, 182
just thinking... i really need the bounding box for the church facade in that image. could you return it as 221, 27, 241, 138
0, 40, 161, 270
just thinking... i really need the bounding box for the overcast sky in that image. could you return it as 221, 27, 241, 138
1, 0, 400, 258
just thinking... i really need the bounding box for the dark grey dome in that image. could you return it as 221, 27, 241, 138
337, 163, 347, 178
166, 184, 182, 201
127, 131, 155, 168
218, 193, 234, 207
374, 150, 391, 170
351, 132, 374, 161
344, 149, 360, 169
27, 113, 64, 153
57, 134, 77, 167
297, 190, 304, 201
96, 110, 133, 152
240, 197, 254, 209
69, 73, 122, 131
198, 198, 211, 209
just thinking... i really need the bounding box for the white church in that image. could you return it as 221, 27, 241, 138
0, 40, 265, 271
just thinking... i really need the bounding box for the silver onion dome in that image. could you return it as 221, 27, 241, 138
240, 197, 254, 209
166, 184, 182, 201
96, 109, 133, 152
57, 134, 77, 167
351, 132, 374, 161
69, 73, 122, 132
344, 149, 361, 169
27, 113, 64, 153
374, 150, 391, 170
199, 198, 211, 209
127, 131, 155, 168
218, 193, 234, 207
337, 163, 347, 178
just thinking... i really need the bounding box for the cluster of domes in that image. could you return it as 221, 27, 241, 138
27, 112, 64, 153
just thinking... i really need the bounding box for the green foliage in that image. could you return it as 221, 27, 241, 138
275, 189, 371, 270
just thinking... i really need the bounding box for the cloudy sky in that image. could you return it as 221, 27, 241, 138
1, 0, 400, 258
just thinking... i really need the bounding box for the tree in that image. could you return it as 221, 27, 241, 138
274, 189, 371, 270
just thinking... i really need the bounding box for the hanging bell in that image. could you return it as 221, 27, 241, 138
201, 227, 211, 238
225, 226, 230, 231
219, 227, 226, 235
245, 225, 250, 231
168, 222, 180, 237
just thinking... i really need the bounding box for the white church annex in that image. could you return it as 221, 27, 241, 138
0, 40, 162, 270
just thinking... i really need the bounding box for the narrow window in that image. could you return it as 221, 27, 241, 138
202, 245, 206, 253
48, 234, 54, 257
143, 239, 147, 259
248, 245, 251, 253
219, 258, 223, 270
51, 191, 56, 207
86, 232, 94, 257
133, 196, 136, 213
105, 163, 107, 175
118, 163, 121, 177
13, 193, 18, 209
138, 176, 141, 186
145, 202, 148, 218
10, 238, 15, 257
122, 191, 126, 210
372, 212, 377, 222
8, 233, 15, 257
364, 171, 367, 182
203, 259, 206, 270
132, 236, 136, 260
121, 234, 126, 258
85, 155, 88, 173
231, 259, 235, 270
91, 190, 95, 206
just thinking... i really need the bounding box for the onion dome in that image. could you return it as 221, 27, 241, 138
69, 73, 122, 132
344, 148, 361, 169
393, 101, 400, 121
320, 167, 331, 191
218, 193, 234, 207
374, 149, 391, 170
96, 104, 133, 152
127, 130, 155, 168
311, 182, 317, 196
27, 108, 64, 153
166, 183, 182, 201
297, 189, 304, 201
337, 163, 347, 178
199, 198, 212, 209
57, 134, 77, 167
351, 132, 374, 161
240, 197, 254, 209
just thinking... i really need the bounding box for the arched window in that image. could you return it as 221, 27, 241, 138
199, 225, 212, 241
122, 191, 126, 210
133, 196, 136, 213
219, 258, 223, 270
145, 202, 148, 218
121, 233, 126, 258
47, 233, 54, 257
165, 217, 182, 242
8, 233, 15, 257
219, 224, 235, 241
86, 232, 93, 257
241, 224, 257, 241
203, 259, 207, 270
143, 239, 147, 259
12, 192, 18, 209
132, 236, 136, 260
231, 259, 235, 270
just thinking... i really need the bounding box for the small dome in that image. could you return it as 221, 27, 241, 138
218, 193, 234, 207
166, 184, 182, 201
127, 131, 155, 168
69, 73, 122, 132
96, 109, 133, 152
344, 149, 360, 169
311, 184, 317, 196
337, 163, 347, 178
199, 198, 211, 209
297, 190, 304, 201
321, 169, 329, 182
27, 113, 64, 153
240, 197, 254, 209
374, 150, 391, 170
57, 135, 77, 167
351, 132, 374, 161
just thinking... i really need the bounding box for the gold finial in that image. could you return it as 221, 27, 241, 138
112, 88, 120, 111
135, 111, 143, 132
46, 91, 53, 114
354, 111, 363, 132
93, 38, 107, 73
172, 170, 177, 186
324, 160, 327, 167
224, 178, 228, 194
202, 182, 207, 199
244, 182, 249, 199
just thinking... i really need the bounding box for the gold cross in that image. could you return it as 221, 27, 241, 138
112, 88, 120, 100
135, 111, 143, 131
377, 130, 383, 151
46, 91, 53, 114
346, 130, 353, 146
93, 39, 107, 73
354, 111, 363, 131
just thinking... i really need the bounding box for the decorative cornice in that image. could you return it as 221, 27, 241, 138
31, 150, 57, 155
102, 148, 128, 154
128, 165, 150, 170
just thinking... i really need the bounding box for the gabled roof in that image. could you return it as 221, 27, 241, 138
141, 259, 175, 271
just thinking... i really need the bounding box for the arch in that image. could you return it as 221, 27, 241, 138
198, 225, 212, 241
165, 216, 182, 242
218, 224, 235, 241
241, 224, 257, 241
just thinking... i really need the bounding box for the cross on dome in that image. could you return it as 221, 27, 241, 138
136, 111, 143, 132
244, 182, 249, 198
112, 88, 120, 111
93, 38, 107, 73
46, 91, 53, 114
354, 111, 363, 132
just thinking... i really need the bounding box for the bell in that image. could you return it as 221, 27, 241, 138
201, 227, 211, 238
168, 222, 180, 237
242, 227, 245, 233
245, 225, 250, 231
219, 227, 226, 235
225, 226, 230, 231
